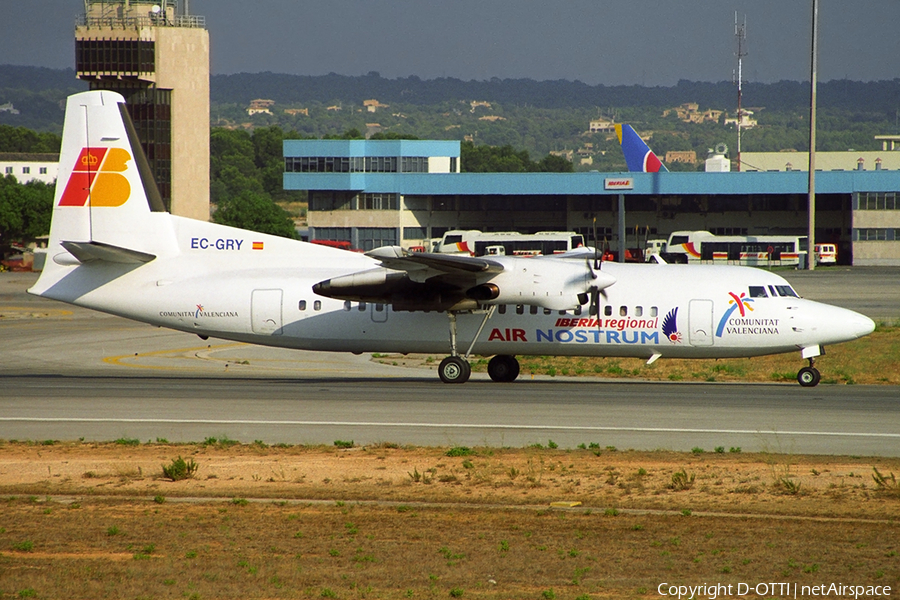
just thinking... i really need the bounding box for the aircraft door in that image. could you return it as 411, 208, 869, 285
251, 289, 283, 335
688, 299, 714, 346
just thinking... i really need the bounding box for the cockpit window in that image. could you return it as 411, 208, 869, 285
749, 286, 768, 298
775, 285, 799, 298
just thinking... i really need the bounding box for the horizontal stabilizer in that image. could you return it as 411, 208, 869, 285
60, 240, 156, 264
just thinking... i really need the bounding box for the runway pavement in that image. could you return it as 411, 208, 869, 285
2, 269, 899, 456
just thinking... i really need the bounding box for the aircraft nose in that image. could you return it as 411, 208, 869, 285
829, 306, 875, 342
801, 303, 875, 345
847, 311, 876, 339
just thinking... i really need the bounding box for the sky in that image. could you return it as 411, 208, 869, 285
1, 0, 899, 86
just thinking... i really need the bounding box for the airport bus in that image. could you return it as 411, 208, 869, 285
436, 230, 585, 257
655, 230, 808, 267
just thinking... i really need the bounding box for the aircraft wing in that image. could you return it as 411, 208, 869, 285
366, 246, 503, 282
312, 247, 505, 311
313, 246, 610, 313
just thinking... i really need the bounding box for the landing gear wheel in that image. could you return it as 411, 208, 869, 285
797, 366, 821, 387
439, 356, 471, 384
487, 355, 520, 383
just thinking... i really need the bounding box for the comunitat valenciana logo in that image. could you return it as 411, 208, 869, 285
58, 147, 132, 207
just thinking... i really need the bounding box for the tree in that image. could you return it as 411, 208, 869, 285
369, 132, 420, 140
535, 154, 574, 173
0, 175, 53, 255
461, 141, 530, 172
323, 128, 364, 140
0, 125, 61, 153
210, 128, 259, 203
461, 141, 573, 172
211, 191, 297, 239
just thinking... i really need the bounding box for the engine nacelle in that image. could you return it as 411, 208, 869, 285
465, 256, 615, 311
466, 283, 500, 301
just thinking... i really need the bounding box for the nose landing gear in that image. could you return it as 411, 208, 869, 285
797, 356, 821, 387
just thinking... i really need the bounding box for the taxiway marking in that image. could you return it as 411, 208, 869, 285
0, 417, 897, 439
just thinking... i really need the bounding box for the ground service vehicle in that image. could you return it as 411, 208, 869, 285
660, 231, 807, 267
437, 230, 585, 257
815, 243, 837, 265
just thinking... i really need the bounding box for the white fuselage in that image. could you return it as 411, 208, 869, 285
30, 217, 874, 363
29, 90, 875, 387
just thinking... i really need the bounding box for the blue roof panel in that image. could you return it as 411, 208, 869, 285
284, 170, 900, 195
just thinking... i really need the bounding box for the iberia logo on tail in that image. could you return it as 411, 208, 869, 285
58, 147, 132, 207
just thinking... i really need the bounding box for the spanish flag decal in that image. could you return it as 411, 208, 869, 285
252, 241, 264, 250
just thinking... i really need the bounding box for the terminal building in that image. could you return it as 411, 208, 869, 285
284, 139, 900, 265
75, 0, 209, 220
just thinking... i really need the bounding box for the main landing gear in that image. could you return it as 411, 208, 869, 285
437, 307, 519, 384
437, 309, 487, 384
487, 354, 520, 382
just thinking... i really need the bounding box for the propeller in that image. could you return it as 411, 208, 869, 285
586, 217, 606, 317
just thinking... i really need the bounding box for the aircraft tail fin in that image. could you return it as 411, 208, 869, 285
31, 90, 176, 295
615, 124, 668, 173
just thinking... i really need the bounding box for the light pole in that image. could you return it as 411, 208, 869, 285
807, 0, 819, 270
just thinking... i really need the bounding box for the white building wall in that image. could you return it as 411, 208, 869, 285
741, 151, 900, 172
428, 156, 455, 173
0, 157, 59, 185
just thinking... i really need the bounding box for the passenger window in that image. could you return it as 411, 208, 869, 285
604, 305, 613, 317
358, 302, 367, 311
544, 308, 552, 315
749, 286, 768, 298
498, 304, 507, 315
375, 303, 384, 312
635, 306, 643, 317
299, 300, 307, 311
530, 305, 538, 315
619, 306, 627, 317
650, 306, 658, 317
343, 300, 351, 311
574, 305, 582, 316
314, 300, 322, 311
516, 305, 524, 315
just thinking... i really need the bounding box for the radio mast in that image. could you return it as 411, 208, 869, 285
734, 12, 747, 170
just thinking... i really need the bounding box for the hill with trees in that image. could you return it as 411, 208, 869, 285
1, 65, 898, 243
2, 65, 899, 179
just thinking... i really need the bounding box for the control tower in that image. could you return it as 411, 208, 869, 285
75, 0, 209, 220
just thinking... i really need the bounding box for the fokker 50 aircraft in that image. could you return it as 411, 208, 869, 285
30, 91, 875, 387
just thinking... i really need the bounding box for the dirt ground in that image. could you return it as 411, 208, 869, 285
0, 442, 898, 517
0, 441, 898, 599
